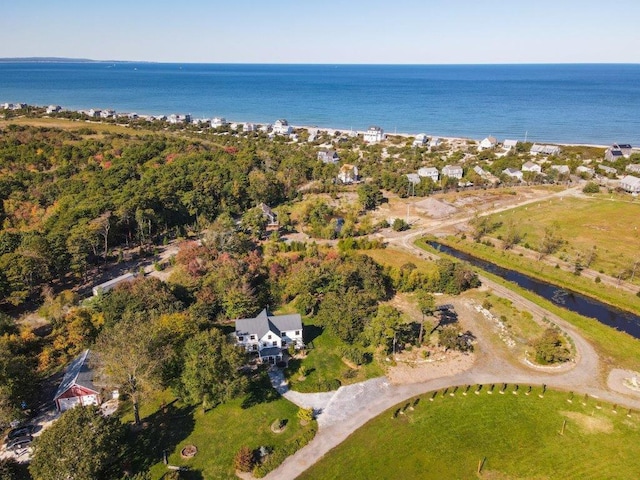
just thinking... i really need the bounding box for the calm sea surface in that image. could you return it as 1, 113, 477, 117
1, 63, 639, 145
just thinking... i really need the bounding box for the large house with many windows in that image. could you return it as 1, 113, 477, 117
235, 309, 304, 364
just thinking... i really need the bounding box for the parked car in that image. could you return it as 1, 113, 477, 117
6, 434, 32, 451
6, 425, 34, 441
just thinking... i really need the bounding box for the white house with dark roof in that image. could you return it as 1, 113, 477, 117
235, 309, 304, 363
317, 149, 339, 164
46, 105, 61, 114
364, 126, 385, 144
53, 350, 101, 412
442, 164, 463, 179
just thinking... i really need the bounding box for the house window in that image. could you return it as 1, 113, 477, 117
238, 336, 244, 342
267, 334, 272, 339
281, 332, 286, 337
295, 330, 300, 336
250, 335, 256, 340
272, 341, 278, 346
262, 342, 267, 347
252, 345, 258, 351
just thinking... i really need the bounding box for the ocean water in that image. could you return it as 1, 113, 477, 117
1, 62, 639, 145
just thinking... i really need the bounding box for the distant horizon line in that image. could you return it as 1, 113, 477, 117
1, 57, 640, 66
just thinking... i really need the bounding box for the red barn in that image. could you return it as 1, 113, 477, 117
53, 350, 101, 412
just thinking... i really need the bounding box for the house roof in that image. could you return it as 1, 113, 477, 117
443, 164, 462, 172
236, 309, 302, 338
54, 350, 99, 401
94, 273, 136, 292
522, 161, 538, 169
621, 175, 640, 187
418, 167, 438, 176
367, 126, 383, 132
503, 139, 518, 147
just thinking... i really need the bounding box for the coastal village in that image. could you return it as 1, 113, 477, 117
3, 102, 640, 195
1, 102, 640, 479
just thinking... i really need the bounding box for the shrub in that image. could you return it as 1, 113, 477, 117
234, 445, 255, 472
392, 218, 409, 232
582, 181, 600, 194
595, 276, 601, 283
531, 328, 571, 365
297, 407, 314, 424
340, 346, 367, 365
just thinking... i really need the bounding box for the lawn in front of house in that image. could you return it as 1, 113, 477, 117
118, 370, 316, 479
298, 387, 640, 480
285, 321, 384, 393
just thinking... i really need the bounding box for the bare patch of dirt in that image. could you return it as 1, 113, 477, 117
387, 348, 475, 385
414, 198, 458, 218
561, 411, 614, 434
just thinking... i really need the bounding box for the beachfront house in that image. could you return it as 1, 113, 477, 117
168, 114, 191, 124
478, 136, 498, 151
364, 126, 385, 144
87, 109, 101, 118
273, 119, 292, 135
413, 134, 428, 147
317, 149, 340, 164
92, 273, 137, 297
235, 309, 304, 364
442, 165, 463, 179
502, 168, 523, 181
338, 164, 359, 184
53, 350, 101, 412
503, 139, 519, 152
100, 109, 116, 119
211, 117, 228, 128
626, 164, 640, 175
429, 137, 441, 148
530, 144, 561, 156
243, 123, 256, 133
605, 143, 633, 161
46, 105, 61, 114
522, 161, 542, 174
620, 175, 640, 194
418, 166, 439, 183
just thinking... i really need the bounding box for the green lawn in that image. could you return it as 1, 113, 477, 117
118, 371, 316, 479
299, 388, 640, 480
286, 321, 384, 393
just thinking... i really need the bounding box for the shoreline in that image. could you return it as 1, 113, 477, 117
0, 101, 623, 149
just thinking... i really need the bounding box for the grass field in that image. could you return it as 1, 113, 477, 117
483, 195, 640, 282
0, 116, 156, 136
363, 248, 438, 274
286, 321, 383, 393
299, 387, 640, 480
117, 372, 316, 479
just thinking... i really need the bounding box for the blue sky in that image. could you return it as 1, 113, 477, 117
2, 0, 639, 63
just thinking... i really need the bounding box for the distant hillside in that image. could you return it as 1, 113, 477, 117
0, 57, 105, 63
